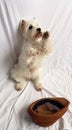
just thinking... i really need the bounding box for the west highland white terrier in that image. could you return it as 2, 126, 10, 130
11, 18, 51, 91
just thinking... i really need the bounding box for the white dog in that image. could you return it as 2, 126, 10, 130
11, 18, 51, 91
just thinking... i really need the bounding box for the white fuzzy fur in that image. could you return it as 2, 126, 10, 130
11, 18, 51, 91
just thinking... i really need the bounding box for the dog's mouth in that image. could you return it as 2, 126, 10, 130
34, 32, 42, 38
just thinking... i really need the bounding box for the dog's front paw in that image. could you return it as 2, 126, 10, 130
43, 31, 50, 39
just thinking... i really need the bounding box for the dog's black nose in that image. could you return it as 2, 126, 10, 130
36, 28, 41, 33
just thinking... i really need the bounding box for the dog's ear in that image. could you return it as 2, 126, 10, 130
21, 19, 25, 25
19, 19, 26, 32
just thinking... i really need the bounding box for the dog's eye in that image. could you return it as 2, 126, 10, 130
29, 25, 33, 30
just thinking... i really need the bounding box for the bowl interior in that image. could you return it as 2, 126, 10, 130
32, 99, 63, 114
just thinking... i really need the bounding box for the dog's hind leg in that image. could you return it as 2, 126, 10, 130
10, 64, 27, 91
32, 68, 43, 91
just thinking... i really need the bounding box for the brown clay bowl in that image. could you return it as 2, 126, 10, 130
28, 97, 70, 127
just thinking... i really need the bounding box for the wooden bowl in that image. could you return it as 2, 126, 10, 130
28, 98, 70, 127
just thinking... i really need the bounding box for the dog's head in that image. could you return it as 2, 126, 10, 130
19, 18, 51, 55
19, 18, 42, 41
